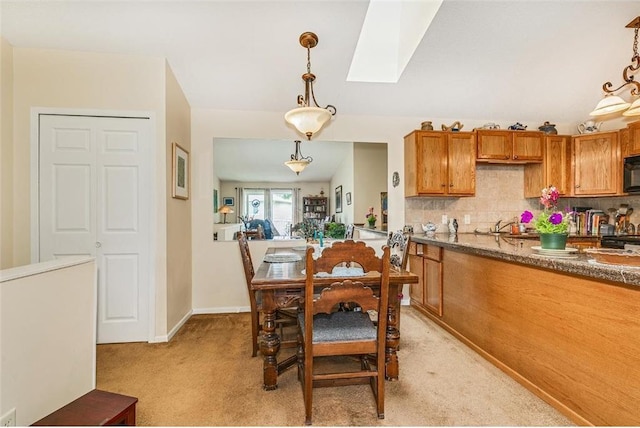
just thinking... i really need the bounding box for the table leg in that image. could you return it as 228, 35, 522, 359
385, 285, 400, 380
259, 291, 280, 390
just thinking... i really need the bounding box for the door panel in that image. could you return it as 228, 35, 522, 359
39, 114, 151, 344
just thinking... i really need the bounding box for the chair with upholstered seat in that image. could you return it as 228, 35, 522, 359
297, 240, 391, 425
238, 232, 297, 357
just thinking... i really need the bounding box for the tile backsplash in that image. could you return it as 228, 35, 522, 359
404, 164, 640, 234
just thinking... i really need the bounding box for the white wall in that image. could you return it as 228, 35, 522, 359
192, 108, 618, 312
0, 257, 97, 426
0, 38, 14, 269
190, 108, 423, 311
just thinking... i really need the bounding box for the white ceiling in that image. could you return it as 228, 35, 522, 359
2, 0, 640, 181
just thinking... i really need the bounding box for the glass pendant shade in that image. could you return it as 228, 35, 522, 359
623, 97, 640, 116
284, 159, 311, 175
590, 95, 631, 116
284, 107, 332, 139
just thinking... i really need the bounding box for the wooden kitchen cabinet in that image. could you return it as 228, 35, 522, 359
476, 129, 544, 163
404, 130, 476, 197
524, 135, 572, 197
408, 241, 443, 317
572, 131, 621, 196
625, 120, 640, 156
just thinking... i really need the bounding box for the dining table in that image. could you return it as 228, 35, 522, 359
251, 244, 419, 390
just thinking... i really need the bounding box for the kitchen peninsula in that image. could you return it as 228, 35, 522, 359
408, 233, 639, 426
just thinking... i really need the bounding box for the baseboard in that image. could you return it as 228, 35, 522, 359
167, 310, 193, 341
192, 306, 250, 314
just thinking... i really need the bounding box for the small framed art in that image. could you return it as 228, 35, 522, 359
223, 197, 235, 206
335, 185, 343, 213
172, 142, 189, 200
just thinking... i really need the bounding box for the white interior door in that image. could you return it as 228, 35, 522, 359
39, 114, 151, 343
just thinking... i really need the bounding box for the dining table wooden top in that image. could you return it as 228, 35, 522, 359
251, 245, 418, 290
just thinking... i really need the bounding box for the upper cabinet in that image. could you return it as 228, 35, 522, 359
404, 131, 476, 197
476, 130, 544, 163
524, 135, 572, 197
625, 120, 640, 157
572, 131, 621, 196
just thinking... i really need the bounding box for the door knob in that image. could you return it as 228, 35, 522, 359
95, 242, 102, 248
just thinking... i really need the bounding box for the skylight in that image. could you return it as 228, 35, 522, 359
347, 0, 443, 83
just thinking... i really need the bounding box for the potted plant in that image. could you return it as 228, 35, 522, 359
520, 186, 572, 249
365, 207, 377, 229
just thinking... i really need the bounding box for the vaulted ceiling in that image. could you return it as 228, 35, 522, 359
2, 1, 639, 181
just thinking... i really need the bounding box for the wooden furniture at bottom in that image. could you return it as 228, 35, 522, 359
32, 389, 138, 426
423, 247, 640, 426
298, 244, 390, 424
251, 244, 418, 390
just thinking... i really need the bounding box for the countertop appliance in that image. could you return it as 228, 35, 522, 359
623, 155, 640, 193
600, 235, 640, 249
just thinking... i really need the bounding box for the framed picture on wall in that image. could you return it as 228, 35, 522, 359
223, 197, 235, 206
335, 185, 343, 213
346, 192, 352, 205
172, 142, 189, 200
213, 189, 218, 212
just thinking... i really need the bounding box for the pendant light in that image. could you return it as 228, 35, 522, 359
590, 16, 640, 117
284, 140, 313, 175
284, 32, 336, 140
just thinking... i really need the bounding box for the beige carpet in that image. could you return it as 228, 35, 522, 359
96, 307, 574, 426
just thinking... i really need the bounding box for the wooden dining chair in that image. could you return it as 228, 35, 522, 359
387, 230, 410, 334
297, 241, 391, 425
344, 223, 354, 239
237, 232, 297, 357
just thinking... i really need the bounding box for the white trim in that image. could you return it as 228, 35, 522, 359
164, 309, 193, 342
0, 255, 95, 283
192, 306, 250, 315
30, 107, 158, 343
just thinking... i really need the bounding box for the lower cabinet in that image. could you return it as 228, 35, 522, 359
408, 241, 443, 317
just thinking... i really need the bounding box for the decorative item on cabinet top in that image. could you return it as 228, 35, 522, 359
441, 121, 463, 131
577, 120, 602, 134
482, 122, 500, 129
420, 121, 434, 131
538, 121, 558, 134
508, 122, 527, 130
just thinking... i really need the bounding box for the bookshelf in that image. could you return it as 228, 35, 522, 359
303, 196, 327, 223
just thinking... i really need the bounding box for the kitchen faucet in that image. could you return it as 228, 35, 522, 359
493, 219, 516, 233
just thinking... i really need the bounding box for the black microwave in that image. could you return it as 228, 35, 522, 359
624, 155, 640, 193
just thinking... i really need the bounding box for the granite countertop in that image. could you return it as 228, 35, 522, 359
411, 233, 640, 287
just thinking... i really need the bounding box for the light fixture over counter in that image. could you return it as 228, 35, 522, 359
284, 140, 312, 175
591, 16, 640, 117
284, 32, 336, 140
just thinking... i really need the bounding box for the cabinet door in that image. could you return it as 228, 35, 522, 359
573, 132, 620, 196
408, 253, 424, 305
447, 132, 476, 195
545, 135, 571, 195
423, 257, 443, 317
477, 130, 512, 161
627, 120, 640, 156
416, 132, 448, 194
523, 135, 571, 197
512, 132, 543, 161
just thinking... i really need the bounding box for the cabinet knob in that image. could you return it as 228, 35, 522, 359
505, 155, 509, 159
513, 155, 518, 160
575, 184, 581, 188
449, 184, 454, 187
441, 184, 446, 187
